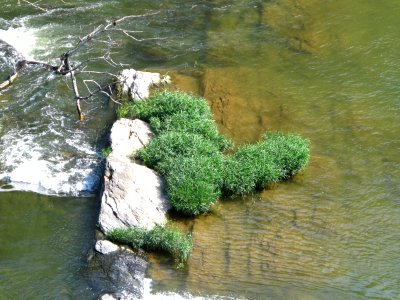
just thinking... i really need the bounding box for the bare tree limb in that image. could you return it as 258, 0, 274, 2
1, 11, 161, 120
0, 59, 57, 89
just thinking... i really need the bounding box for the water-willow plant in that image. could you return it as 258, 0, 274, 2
107, 224, 192, 266
119, 90, 310, 216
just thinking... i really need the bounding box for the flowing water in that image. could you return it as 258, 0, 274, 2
0, 1, 399, 299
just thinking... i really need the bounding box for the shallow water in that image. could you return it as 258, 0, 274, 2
0, 0, 399, 299
0, 192, 98, 299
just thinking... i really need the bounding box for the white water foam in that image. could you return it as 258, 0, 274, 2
0, 24, 104, 196
0, 124, 103, 195
130, 278, 239, 300
0, 27, 37, 60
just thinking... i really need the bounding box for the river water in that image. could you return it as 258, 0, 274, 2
0, 1, 399, 299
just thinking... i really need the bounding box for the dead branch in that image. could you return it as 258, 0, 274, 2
1, 11, 161, 120
0, 59, 57, 89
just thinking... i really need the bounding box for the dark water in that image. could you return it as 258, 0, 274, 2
0, 1, 399, 299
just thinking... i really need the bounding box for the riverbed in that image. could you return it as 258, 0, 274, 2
1, 1, 399, 299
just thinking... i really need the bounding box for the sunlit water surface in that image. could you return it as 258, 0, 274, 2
0, 1, 399, 299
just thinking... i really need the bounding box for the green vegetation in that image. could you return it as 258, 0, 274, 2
137, 132, 220, 174
101, 146, 112, 158
118, 90, 232, 150
107, 224, 192, 266
119, 90, 310, 216
165, 155, 224, 215
137, 131, 225, 215
222, 132, 310, 195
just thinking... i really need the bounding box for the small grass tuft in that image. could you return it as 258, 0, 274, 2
107, 224, 192, 266
101, 146, 112, 158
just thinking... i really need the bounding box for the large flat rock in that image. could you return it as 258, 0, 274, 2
98, 118, 170, 234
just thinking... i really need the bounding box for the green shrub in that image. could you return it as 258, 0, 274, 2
146, 224, 192, 264
129, 90, 212, 121
107, 224, 192, 265
261, 132, 310, 178
119, 90, 310, 216
165, 155, 224, 216
223, 152, 281, 195
118, 90, 231, 151
222, 132, 310, 195
107, 226, 147, 249
148, 112, 231, 151
137, 132, 220, 172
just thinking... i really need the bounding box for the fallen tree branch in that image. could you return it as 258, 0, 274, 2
0, 59, 57, 89
1, 11, 161, 120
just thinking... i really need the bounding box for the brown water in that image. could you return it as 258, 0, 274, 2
148, 1, 400, 299
0, 0, 399, 299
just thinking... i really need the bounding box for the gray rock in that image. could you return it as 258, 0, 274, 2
99, 157, 170, 233
95, 240, 120, 255
109, 118, 154, 158
88, 248, 148, 299
98, 118, 170, 234
117, 68, 170, 100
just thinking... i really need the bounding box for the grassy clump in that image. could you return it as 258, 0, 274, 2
222, 132, 310, 195
120, 90, 231, 216
119, 90, 310, 216
107, 224, 192, 265
119, 90, 212, 121
118, 90, 232, 151
165, 155, 224, 215
261, 132, 310, 178
138, 132, 225, 215
137, 132, 220, 173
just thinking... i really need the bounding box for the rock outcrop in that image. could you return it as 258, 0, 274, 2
98, 118, 170, 234
94, 70, 171, 299
117, 68, 170, 100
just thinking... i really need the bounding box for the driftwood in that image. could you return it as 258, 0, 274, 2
0, 13, 161, 120
0, 60, 56, 89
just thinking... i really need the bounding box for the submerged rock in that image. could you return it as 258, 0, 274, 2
116, 68, 170, 100
100, 290, 139, 300
98, 118, 170, 234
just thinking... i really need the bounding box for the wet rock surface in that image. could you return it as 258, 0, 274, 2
88, 243, 148, 299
